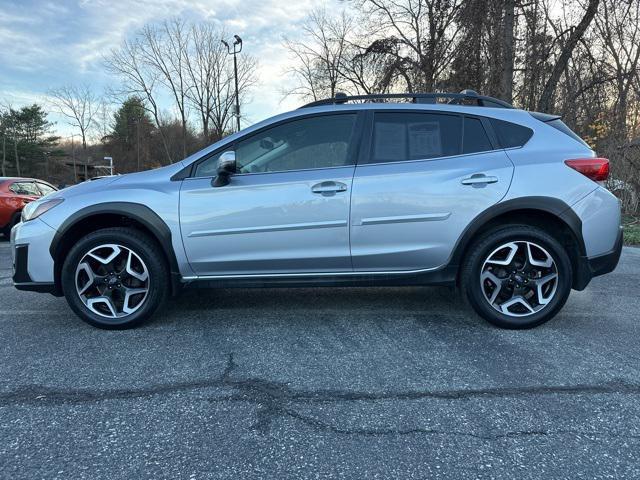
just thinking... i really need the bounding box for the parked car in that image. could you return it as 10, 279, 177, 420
0, 177, 57, 238
11, 91, 622, 330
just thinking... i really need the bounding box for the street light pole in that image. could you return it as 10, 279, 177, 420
69, 134, 78, 183
222, 35, 243, 132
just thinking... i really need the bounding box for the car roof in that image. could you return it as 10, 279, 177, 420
0, 177, 55, 183
0, 177, 37, 182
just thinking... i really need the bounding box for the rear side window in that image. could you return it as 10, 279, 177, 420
463, 117, 493, 154
490, 118, 533, 148
371, 112, 462, 163
9, 182, 40, 195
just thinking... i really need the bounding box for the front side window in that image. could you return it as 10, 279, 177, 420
370, 112, 462, 163
235, 114, 357, 174
194, 152, 223, 178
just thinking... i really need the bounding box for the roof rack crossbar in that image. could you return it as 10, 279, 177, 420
300, 91, 514, 109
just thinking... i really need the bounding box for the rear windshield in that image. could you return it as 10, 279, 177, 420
546, 118, 590, 147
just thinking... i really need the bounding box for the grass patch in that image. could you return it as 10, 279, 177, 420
623, 215, 640, 246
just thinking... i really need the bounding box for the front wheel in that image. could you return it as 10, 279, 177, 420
461, 225, 573, 329
2, 212, 21, 239
61, 227, 168, 329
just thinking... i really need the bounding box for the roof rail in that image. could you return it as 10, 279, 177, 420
300, 89, 514, 109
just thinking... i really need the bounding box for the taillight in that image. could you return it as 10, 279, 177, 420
564, 158, 609, 181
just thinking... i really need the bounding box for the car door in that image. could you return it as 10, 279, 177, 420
180, 112, 363, 276
350, 110, 514, 271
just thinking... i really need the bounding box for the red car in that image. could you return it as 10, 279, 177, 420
0, 177, 57, 238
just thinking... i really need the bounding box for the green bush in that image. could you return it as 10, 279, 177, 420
623, 216, 640, 246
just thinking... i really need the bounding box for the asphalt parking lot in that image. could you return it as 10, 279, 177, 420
1, 238, 639, 479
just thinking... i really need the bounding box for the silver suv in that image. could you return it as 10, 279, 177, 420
11, 91, 622, 329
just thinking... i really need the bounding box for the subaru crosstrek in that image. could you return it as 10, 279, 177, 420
11, 91, 622, 329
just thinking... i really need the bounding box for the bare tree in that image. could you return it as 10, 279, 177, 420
139, 19, 191, 158
184, 24, 257, 140
500, 0, 516, 103
594, 0, 640, 135
105, 38, 173, 164
360, 0, 464, 92
48, 84, 99, 150
208, 51, 257, 137
284, 9, 353, 101
183, 23, 223, 139
537, 0, 600, 112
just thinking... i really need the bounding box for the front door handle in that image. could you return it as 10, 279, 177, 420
461, 174, 499, 186
311, 181, 348, 196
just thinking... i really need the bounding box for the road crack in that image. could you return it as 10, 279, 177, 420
3, 353, 640, 440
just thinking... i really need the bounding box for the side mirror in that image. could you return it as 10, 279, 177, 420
212, 151, 236, 187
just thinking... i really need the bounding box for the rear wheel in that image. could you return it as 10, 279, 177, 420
61, 227, 168, 329
461, 225, 573, 329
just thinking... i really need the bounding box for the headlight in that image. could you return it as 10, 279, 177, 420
21, 198, 64, 222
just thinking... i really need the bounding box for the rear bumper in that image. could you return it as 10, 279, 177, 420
574, 226, 623, 290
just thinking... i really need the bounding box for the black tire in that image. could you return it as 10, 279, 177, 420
460, 225, 573, 329
61, 227, 169, 329
2, 212, 21, 239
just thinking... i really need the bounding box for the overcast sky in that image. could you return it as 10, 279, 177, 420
0, 0, 342, 137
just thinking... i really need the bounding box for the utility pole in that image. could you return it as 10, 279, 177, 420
1, 135, 5, 177
136, 118, 141, 171
222, 35, 243, 132
70, 134, 77, 183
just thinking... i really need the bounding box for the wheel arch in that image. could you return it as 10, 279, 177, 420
50, 202, 181, 295
450, 196, 586, 288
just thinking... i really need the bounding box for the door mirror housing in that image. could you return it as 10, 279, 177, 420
212, 151, 236, 187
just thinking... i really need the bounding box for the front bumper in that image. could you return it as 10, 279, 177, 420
574, 226, 623, 291
11, 219, 59, 295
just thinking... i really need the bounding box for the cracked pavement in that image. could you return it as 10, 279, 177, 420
1, 239, 640, 479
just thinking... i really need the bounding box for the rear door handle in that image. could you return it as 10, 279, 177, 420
311, 181, 348, 196
461, 174, 498, 185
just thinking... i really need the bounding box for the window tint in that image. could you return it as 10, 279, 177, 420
490, 118, 533, 148
36, 182, 56, 195
10, 182, 40, 196
463, 117, 493, 154
236, 114, 357, 174
194, 151, 223, 177
371, 112, 462, 163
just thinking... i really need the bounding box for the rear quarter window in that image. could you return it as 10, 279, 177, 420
490, 118, 533, 148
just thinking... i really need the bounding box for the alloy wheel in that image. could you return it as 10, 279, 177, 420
480, 240, 559, 317
75, 244, 150, 319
